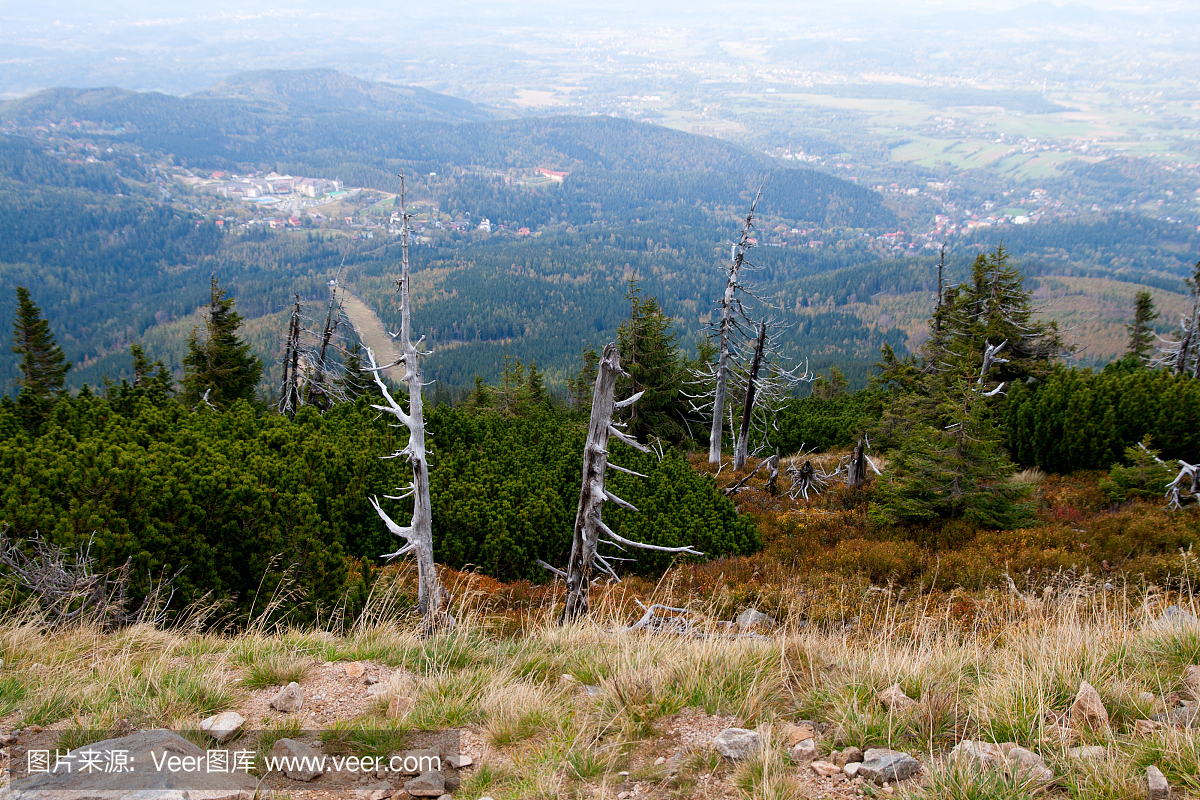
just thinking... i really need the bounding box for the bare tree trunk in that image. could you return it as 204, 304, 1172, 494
845, 438, 867, 488
1175, 298, 1199, 375
278, 295, 302, 419
733, 321, 767, 471
367, 175, 452, 635
309, 265, 343, 411
709, 267, 736, 464
765, 450, 780, 496
565, 342, 623, 621
562, 342, 700, 622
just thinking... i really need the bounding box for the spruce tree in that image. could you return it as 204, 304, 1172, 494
182, 273, 262, 408
567, 345, 600, 411
11, 287, 70, 402
1125, 290, 1159, 366
813, 365, 848, 400
616, 279, 685, 441
870, 246, 1045, 528
936, 246, 1066, 386
525, 360, 547, 406
496, 351, 527, 414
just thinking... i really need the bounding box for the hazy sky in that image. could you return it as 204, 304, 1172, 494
2, 0, 1197, 98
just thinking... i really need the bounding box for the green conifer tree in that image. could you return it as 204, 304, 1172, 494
525, 360, 547, 406
568, 345, 600, 411
870, 246, 1046, 527
616, 279, 685, 440
812, 365, 849, 400
10, 286, 70, 427
1125, 290, 1159, 366
936, 246, 1067, 386
11, 287, 70, 400
181, 272, 262, 408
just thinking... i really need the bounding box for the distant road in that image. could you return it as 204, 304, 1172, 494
340, 289, 405, 384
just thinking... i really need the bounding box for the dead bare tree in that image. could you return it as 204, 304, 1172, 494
1154, 264, 1200, 377
0, 526, 177, 630
278, 295, 303, 418
366, 174, 453, 635
277, 268, 354, 419
765, 451, 780, 495
729, 319, 809, 470
788, 459, 829, 501
701, 191, 760, 464
733, 321, 768, 471
844, 438, 870, 488
690, 190, 811, 468
555, 342, 702, 622
308, 260, 348, 410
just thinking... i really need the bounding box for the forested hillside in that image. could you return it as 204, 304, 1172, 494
1, 70, 1197, 399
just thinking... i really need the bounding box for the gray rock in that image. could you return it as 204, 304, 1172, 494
361, 781, 394, 800
1146, 765, 1169, 800
791, 738, 818, 764
199, 710, 246, 744
0, 729, 263, 799
442, 769, 460, 792
1184, 665, 1200, 701
736, 608, 776, 632
712, 727, 762, 760
843, 762, 862, 779
877, 683, 918, 712
443, 752, 472, 768
1067, 745, 1108, 761
1007, 746, 1054, 784
1154, 604, 1198, 629
269, 681, 305, 713
858, 748, 920, 784
1070, 681, 1110, 730
950, 740, 1006, 769
404, 770, 445, 797
834, 746, 863, 767
271, 737, 323, 781
1153, 705, 1200, 728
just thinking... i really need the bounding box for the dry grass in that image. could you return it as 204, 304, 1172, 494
0, 570, 1196, 799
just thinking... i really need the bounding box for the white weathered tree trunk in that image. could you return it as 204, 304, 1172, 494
367, 175, 452, 635
562, 342, 701, 621
733, 321, 767, 471
709, 252, 739, 464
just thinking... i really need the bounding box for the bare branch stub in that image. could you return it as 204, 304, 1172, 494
558, 342, 701, 622
367, 174, 453, 636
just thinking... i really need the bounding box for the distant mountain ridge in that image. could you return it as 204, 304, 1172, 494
192, 69, 494, 123
0, 72, 779, 176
